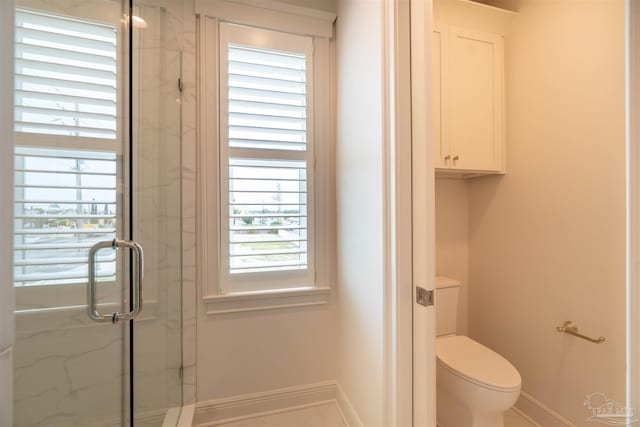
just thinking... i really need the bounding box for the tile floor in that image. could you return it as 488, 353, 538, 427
214, 403, 538, 427
505, 409, 539, 427
216, 402, 347, 427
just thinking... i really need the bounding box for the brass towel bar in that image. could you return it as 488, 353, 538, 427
556, 321, 605, 344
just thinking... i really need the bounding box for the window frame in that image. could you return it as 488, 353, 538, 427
13, 7, 124, 312
198, 5, 335, 313
218, 23, 316, 294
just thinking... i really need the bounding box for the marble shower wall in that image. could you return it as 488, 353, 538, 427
12, 0, 185, 425
133, 0, 184, 417
1, 0, 15, 425
178, 0, 198, 407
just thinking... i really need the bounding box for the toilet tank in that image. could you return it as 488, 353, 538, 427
436, 276, 461, 336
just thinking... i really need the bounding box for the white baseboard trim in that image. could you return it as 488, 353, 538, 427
336, 384, 364, 427
162, 407, 182, 427
515, 391, 577, 427
177, 404, 196, 427
194, 381, 346, 426
198, 400, 341, 427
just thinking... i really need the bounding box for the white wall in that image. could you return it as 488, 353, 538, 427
472, 0, 520, 13
435, 178, 468, 335
0, 0, 14, 425
190, 0, 337, 408
195, 305, 337, 401
189, 3, 394, 425
335, 0, 385, 425
277, 0, 337, 13
467, 1, 626, 425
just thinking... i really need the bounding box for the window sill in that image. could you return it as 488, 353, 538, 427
203, 287, 331, 315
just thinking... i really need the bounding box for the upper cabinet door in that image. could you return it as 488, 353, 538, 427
433, 24, 449, 169
448, 27, 504, 172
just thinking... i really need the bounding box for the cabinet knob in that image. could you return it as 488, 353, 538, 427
444, 155, 451, 160
453, 155, 459, 161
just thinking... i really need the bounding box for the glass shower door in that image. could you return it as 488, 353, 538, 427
12, 0, 182, 425
130, 1, 183, 425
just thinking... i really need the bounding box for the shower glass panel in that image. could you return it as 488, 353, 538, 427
12, 0, 182, 425
130, 0, 183, 425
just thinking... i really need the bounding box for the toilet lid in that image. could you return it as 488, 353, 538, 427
436, 336, 521, 392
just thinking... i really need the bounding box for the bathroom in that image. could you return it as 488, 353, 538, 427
433, 0, 626, 425
433, 0, 625, 425
0, 0, 631, 427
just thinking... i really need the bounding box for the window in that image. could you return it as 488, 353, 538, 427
13, 9, 119, 308
198, 9, 334, 308
219, 23, 315, 294
15, 9, 117, 139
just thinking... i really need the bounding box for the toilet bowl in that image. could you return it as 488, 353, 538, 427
436, 335, 521, 427
435, 277, 521, 427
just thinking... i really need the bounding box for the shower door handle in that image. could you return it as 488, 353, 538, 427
87, 239, 144, 323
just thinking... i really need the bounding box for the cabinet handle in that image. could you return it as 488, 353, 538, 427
453, 155, 459, 161
444, 155, 451, 160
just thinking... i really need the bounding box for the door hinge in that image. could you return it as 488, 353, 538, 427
416, 286, 434, 307
178, 366, 184, 379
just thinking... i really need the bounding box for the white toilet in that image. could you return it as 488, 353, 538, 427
436, 276, 521, 427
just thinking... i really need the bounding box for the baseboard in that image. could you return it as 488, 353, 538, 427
177, 404, 196, 427
515, 391, 577, 427
194, 381, 344, 426
336, 384, 364, 427
162, 407, 182, 427
511, 406, 542, 427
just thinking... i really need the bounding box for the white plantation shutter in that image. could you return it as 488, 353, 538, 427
228, 158, 308, 274
13, 10, 119, 290
15, 9, 117, 139
14, 147, 118, 286
228, 44, 307, 151
220, 23, 315, 292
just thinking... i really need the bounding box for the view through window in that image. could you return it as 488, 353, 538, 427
14, 9, 118, 289
221, 28, 315, 292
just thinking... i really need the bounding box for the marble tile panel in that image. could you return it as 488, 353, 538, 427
13, 324, 122, 427
0, 286, 14, 352
179, 0, 198, 406
0, 347, 13, 427
0, 0, 12, 356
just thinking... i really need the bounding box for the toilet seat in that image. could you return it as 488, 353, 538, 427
436, 335, 521, 393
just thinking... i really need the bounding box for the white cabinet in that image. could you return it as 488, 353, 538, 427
433, 24, 505, 175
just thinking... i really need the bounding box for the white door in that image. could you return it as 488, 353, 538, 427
11, 2, 183, 426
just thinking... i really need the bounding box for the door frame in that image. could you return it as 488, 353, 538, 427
382, 0, 437, 425
382, 0, 415, 425
628, 0, 640, 418
410, 0, 437, 426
